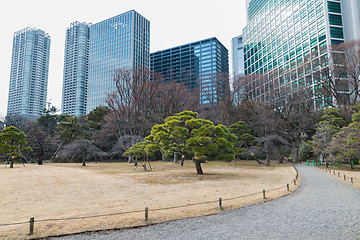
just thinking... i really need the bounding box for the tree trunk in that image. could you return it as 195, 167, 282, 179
181, 157, 185, 166
174, 153, 178, 163
265, 153, 270, 166
293, 147, 299, 163
195, 159, 203, 174
256, 159, 264, 164
160, 150, 165, 161
82, 158, 86, 166
128, 156, 133, 163
10, 159, 14, 168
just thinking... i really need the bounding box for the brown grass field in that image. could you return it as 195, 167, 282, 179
320, 165, 360, 190
0, 161, 299, 239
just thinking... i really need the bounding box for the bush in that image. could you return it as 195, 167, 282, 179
299, 142, 314, 161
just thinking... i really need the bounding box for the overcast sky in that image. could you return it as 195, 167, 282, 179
0, 0, 247, 115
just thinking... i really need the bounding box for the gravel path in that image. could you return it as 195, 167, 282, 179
53, 164, 360, 240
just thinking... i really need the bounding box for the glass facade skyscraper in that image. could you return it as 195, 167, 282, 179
7, 27, 50, 118
62, 21, 90, 116
242, 0, 360, 109
150, 37, 229, 104
87, 10, 150, 113
232, 35, 245, 77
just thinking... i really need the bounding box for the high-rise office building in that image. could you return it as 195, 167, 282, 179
232, 35, 245, 77
7, 27, 51, 118
151, 37, 229, 104
87, 10, 150, 113
242, 0, 360, 109
62, 21, 90, 116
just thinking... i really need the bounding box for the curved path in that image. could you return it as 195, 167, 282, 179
54, 164, 360, 240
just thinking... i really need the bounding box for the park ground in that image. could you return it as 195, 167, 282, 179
0, 161, 298, 239
319, 164, 360, 190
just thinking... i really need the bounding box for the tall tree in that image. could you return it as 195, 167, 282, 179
20, 121, 50, 165
314, 41, 360, 121
87, 106, 110, 131
4, 115, 30, 129
152, 81, 200, 122
57, 116, 91, 143
312, 107, 348, 162
37, 107, 71, 136
326, 107, 360, 168
106, 67, 162, 139
186, 119, 236, 173
229, 121, 256, 159
146, 111, 198, 163
0, 126, 32, 168
135, 111, 236, 174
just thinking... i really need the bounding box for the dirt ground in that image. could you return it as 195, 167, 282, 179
0, 161, 299, 239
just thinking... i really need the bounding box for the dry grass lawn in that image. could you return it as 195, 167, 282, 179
322, 165, 360, 190
0, 161, 299, 239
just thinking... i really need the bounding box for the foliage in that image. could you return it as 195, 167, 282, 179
186, 120, 236, 161
128, 111, 237, 174
229, 121, 256, 158
87, 106, 110, 131
124, 141, 148, 159
37, 107, 71, 136
0, 126, 32, 167
325, 108, 360, 167
238, 96, 318, 163
312, 108, 348, 157
147, 111, 197, 160
57, 116, 91, 143
299, 142, 314, 161
20, 120, 53, 163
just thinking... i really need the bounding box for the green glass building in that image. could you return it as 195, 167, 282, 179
242, 0, 360, 109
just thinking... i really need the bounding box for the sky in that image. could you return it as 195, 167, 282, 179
0, 0, 247, 116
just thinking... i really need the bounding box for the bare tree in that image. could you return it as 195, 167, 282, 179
335, 41, 360, 104
106, 67, 202, 158
57, 139, 108, 166
20, 120, 51, 164
276, 90, 320, 163
152, 81, 200, 122
106, 67, 162, 139
313, 41, 360, 121
5, 114, 31, 128
199, 73, 246, 126
111, 135, 144, 160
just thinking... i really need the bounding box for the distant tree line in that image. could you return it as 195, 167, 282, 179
1, 41, 359, 171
